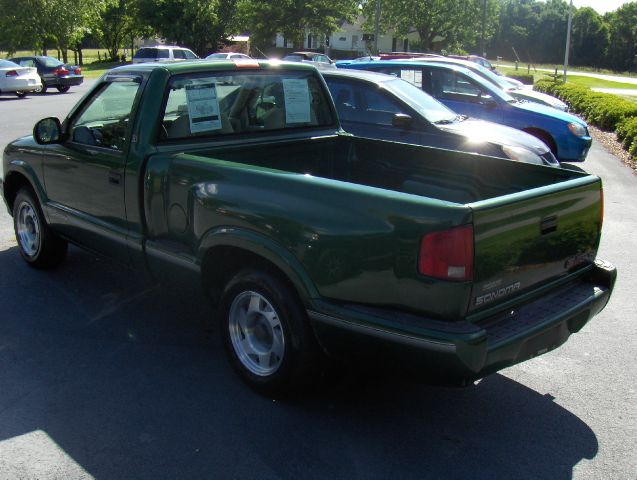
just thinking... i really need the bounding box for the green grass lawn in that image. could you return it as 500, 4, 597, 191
497, 65, 637, 90
496, 60, 637, 79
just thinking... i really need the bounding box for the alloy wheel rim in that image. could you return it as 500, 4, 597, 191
16, 201, 41, 257
228, 291, 285, 376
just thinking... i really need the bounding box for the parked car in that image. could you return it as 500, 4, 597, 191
449, 54, 496, 71
406, 57, 568, 111
206, 52, 252, 60
341, 60, 591, 162
322, 69, 559, 166
0, 59, 41, 98
8, 56, 82, 94
132, 45, 199, 64
281, 51, 336, 69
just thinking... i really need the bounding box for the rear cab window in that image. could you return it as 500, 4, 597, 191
159, 69, 335, 140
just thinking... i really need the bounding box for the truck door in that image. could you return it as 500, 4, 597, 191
42, 77, 142, 265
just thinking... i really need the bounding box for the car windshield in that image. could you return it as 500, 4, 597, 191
42, 57, 64, 68
207, 53, 228, 59
0, 60, 19, 68
383, 77, 456, 124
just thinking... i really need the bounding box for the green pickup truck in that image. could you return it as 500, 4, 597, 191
1, 60, 616, 393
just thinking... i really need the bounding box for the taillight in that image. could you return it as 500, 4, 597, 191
74, 68, 81, 75
5, 70, 18, 77
54, 67, 69, 76
418, 225, 474, 281
600, 187, 604, 227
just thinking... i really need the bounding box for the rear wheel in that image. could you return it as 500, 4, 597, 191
13, 188, 67, 268
56, 85, 70, 93
15, 91, 27, 98
219, 269, 320, 395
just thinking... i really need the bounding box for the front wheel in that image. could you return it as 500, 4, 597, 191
13, 188, 67, 268
219, 269, 321, 395
34, 78, 47, 94
56, 86, 70, 93
15, 91, 27, 98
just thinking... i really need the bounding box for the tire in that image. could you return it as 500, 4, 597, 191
13, 187, 67, 269
526, 129, 558, 156
219, 269, 320, 395
15, 91, 27, 98
34, 78, 46, 94
56, 86, 70, 93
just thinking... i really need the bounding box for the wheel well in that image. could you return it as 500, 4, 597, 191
523, 128, 558, 155
3, 172, 34, 212
201, 246, 303, 306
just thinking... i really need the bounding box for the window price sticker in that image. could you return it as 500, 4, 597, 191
186, 82, 222, 133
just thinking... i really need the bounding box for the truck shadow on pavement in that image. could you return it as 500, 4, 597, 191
0, 245, 598, 480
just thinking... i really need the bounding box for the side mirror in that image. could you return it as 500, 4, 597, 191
481, 95, 497, 108
34, 117, 62, 144
392, 113, 413, 129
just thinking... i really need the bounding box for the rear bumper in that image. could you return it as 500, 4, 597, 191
308, 259, 616, 385
47, 75, 83, 88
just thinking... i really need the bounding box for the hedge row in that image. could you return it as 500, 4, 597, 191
534, 78, 637, 160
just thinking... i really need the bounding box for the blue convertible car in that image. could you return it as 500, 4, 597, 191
339, 60, 591, 162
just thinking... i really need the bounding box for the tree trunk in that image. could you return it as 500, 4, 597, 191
78, 49, 83, 66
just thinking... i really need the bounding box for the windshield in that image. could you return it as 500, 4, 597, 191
207, 53, 228, 59
384, 78, 456, 124
42, 56, 64, 67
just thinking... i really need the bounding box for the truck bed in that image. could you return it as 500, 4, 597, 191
187, 135, 584, 204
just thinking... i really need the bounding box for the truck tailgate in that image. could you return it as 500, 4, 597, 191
469, 175, 603, 314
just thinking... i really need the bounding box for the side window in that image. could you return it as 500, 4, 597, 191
327, 79, 404, 126
70, 80, 140, 151
135, 48, 154, 59
173, 49, 187, 60
430, 70, 484, 102
326, 79, 359, 122
359, 85, 404, 126
156, 49, 169, 59
19, 59, 35, 68
160, 71, 334, 140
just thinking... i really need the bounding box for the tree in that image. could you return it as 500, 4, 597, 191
604, 3, 637, 71
361, 0, 489, 52
96, 0, 143, 61
136, 0, 238, 56
571, 7, 608, 67
237, 0, 358, 52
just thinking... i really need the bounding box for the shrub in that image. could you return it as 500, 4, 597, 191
507, 74, 534, 85
617, 117, 637, 159
534, 79, 637, 131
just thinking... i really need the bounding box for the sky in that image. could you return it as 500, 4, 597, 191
571, 0, 631, 14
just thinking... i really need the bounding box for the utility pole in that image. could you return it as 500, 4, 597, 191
374, 0, 381, 54
563, 0, 573, 83
481, 0, 487, 57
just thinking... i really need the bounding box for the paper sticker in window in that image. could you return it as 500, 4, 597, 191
282, 78, 311, 124
185, 83, 222, 133
400, 69, 422, 88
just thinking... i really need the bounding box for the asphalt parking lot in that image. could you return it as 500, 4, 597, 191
0, 80, 635, 479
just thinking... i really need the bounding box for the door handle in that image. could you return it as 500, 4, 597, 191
108, 171, 122, 185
